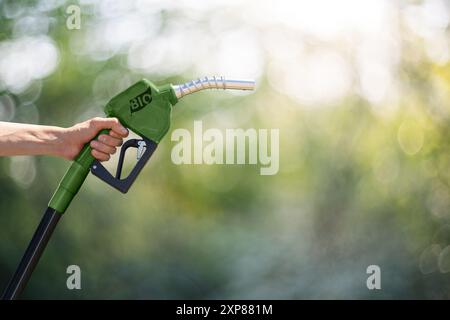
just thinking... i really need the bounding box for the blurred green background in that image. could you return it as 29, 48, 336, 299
1, 0, 450, 299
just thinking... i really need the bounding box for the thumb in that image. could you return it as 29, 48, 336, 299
90, 117, 128, 137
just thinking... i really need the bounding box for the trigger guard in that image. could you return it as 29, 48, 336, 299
116, 139, 140, 179
90, 137, 157, 193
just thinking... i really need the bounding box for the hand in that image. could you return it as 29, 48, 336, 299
62, 117, 129, 161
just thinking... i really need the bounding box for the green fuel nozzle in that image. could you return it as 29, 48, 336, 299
48, 76, 255, 213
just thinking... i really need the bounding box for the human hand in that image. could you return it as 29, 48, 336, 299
61, 117, 129, 161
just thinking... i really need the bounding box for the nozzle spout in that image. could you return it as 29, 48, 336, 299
172, 76, 255, 99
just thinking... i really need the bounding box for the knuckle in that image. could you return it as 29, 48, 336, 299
89, 118, 100, 128
108, 117, 119, 126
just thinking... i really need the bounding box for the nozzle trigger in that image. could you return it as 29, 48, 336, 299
90, 137, 157, 193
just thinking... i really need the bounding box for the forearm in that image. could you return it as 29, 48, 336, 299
0, 121, 67, 157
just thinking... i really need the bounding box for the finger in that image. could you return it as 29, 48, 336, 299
91, 149, 110, 162
91, 117, 128, 137
108, 130, 124, 139
97, 134, 123, 147
90, 140, 116, 155
110, 124, 129, 138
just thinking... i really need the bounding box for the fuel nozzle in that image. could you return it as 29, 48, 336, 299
172, 76, 255, 99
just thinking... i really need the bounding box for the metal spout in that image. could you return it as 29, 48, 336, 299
172, 76, 255, 99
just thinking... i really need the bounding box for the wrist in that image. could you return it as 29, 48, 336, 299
46, 126, 77, 160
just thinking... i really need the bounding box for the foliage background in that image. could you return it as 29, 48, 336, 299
1, 0, 450, 299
